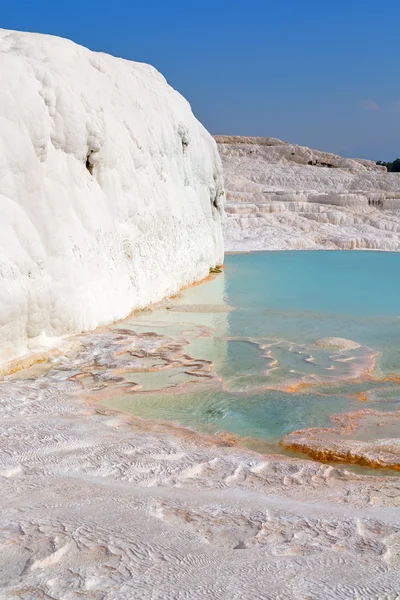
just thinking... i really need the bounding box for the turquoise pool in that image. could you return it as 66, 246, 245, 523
103, 251, 400, 453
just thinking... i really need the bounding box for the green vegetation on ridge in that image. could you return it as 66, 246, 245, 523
376, 158, 400, 172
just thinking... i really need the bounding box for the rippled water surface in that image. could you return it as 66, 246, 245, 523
104, 251, 400, 452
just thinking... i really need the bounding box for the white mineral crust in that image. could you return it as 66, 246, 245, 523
216, 136, 400, 252
0, 29, 224, 366
1, 326, 400, 599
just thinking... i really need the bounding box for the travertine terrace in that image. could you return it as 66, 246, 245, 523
1, 30, 400, 600
216, 135, 400, 252
1, 325, 400, 599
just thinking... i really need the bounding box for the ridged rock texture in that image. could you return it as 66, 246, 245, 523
216, 135, 400, 252
0, 29, 224, 365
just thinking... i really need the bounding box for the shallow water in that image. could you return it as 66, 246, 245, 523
104, 251, 400, 457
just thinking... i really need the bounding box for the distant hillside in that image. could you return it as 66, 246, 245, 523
215, 135, 400, 252
214, 135, 386, 172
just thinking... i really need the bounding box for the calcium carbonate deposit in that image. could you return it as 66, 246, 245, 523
217, 135, 400, 251
2, 301, 400, 599
0, 29, 224, 366
2, 30, 400, 600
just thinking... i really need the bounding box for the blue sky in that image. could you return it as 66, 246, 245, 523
2, 0, 399, 159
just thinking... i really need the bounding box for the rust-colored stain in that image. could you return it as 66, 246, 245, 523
282, 441, 400, 472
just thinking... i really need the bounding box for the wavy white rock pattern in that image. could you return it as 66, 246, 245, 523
0, 29, 224, 365
216, 136, 400, 251
1, 328, 400, 599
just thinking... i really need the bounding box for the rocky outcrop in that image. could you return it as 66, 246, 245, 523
0, 29, 224, 365
282, 408, 400, 471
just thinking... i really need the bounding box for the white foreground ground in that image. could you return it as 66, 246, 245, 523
1, 327, 400, 599
0, 29, 224, 366
217, 136, 400, 252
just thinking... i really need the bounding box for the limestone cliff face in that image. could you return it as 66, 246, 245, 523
216, 136, 400, 252
0, 29, 224, 364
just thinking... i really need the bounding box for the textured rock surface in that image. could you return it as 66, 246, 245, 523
282, 407, 400, 471
216, 136, 400, 251
1, 326, 400, 599
0, 29, 224, 366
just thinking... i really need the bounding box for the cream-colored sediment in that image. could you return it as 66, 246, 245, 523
167, 304, 235, 313
1, 326, 400, 599
313, 337, 361, 350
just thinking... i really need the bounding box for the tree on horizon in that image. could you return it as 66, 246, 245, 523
376, 158, 400, 172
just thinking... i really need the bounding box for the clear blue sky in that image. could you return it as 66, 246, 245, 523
2, 0, 399, 160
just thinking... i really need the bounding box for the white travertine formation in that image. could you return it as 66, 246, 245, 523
216, 136, 400, 251
1, 325, 400, 598
0, 29, 224, 365
2, 32, 400, 600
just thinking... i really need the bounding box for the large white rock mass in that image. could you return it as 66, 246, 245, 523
0, 29, 224, 366
217, 136, 400, 251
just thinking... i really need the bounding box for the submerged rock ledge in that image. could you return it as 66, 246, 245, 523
282, 409, 400, 471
